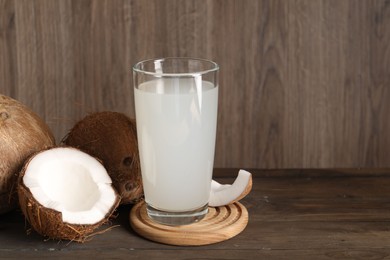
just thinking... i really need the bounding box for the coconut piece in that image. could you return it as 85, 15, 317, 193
0, 95, 55, 214
62, 112, 142, 205
18, 147, 120, 242
209, 169, 252, 207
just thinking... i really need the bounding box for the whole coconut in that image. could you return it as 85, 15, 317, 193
63, 112, 143, 204
0, 95, 55, 214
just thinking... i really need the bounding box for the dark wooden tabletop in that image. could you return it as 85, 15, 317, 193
2, 168, 390, 259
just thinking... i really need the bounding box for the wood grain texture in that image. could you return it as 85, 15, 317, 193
2, 168, 390, 259
0, 0, 390, 168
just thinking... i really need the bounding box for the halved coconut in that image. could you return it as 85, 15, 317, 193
209, 169, 252, 207
62, 112, 143, 205
18, 147, 120, 242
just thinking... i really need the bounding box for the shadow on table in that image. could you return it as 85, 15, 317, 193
0, 204, 138, 249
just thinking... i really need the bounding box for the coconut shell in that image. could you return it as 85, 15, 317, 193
0, 95, 55, 214
17, 151, 121, 242
62, 112, 143, 204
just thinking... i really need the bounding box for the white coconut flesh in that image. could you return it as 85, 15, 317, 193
23, 147, 117, 225
209, 169, 252, 207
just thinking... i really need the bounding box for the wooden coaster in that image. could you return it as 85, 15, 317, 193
130, 201, 248, 246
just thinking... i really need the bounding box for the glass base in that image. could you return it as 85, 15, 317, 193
146, 204, 208, 226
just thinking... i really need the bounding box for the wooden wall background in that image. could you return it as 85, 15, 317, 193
0, 0, 390, 169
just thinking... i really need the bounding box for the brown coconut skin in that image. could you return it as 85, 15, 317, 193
17, 150, 121, 242
63, 112, 143, 204
0, 95, 55, 214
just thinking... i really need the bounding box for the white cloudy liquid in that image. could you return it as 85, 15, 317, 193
134, 78, 218, 212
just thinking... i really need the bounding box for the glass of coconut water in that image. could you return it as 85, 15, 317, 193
133, 58, 219, 225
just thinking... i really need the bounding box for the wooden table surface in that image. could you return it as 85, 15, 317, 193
2, 168, 390, 259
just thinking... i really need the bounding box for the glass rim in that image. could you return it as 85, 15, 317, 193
132, 57, 219, 77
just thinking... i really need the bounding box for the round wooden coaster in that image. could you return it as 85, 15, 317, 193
130, 201, 248, 246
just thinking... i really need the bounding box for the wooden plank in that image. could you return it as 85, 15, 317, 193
3, 211, 390, 252
3, 208, 390, 252
2, 249, 390, 260
3, 173, 390, 259
1, 0, 390, 168
0, 0, 17, 98
213, 168, 390, 178
368, 0, 390, 167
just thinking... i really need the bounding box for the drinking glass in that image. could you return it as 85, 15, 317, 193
133, 57, 219, 225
